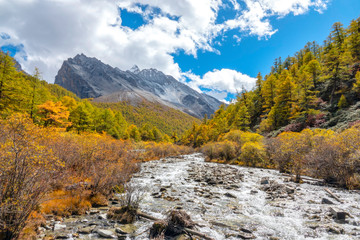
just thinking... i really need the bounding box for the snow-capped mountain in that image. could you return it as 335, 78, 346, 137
54, 54, 222, 118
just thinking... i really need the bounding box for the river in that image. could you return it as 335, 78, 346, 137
41, 153, 360, 239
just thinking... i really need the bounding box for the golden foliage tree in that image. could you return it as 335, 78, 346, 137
37, 101, 70, 127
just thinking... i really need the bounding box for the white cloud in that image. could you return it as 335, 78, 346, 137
183, 68, 256, 102
233, 34, 242, 44
229, 0, 241, 10
0, 0, 329, 100
224, 0, 329, 38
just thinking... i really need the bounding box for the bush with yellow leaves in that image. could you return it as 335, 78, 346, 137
239, 142, 266, 167
0, 114, 64, 239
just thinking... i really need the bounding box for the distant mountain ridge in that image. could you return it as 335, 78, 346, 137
55, 54, 222, 118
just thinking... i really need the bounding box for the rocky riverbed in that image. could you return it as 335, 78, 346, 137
41, 153, 360, 239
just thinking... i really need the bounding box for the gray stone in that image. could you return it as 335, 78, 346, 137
330, 207, 348, 220
53, 223, 66, 231
78, 226, 95, 234
55, 233, 69, 239
117, 235, 127, 240
237, 232, 256, 239
327, 225, 344, 234
115, 224, 136, 234
97, 229, 116, 238
260, 177, 269, 185
90, 209, 100, 215
285, 186, 295, 194
322, 198, 334, 205
224, 192, 237, 198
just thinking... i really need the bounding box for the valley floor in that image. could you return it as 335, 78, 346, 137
42, 153, 360, 239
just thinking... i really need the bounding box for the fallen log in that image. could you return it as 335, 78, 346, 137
136, 210, 215, 240
325, 188, 344, 203
282, 173, 324, 183
137, 211, 159, 221
184, 228, 215, 240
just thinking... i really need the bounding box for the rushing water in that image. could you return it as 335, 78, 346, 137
41, 153, 360, 239
129, 153, 360, 239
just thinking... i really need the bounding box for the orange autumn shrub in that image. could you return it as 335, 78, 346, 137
306, 127, 360, 188
41, 190, 91, 216
46, 132, 139, 197
267, 127, 360, 188
202, 140, 237, 162
142, 142, 194, 160
0, 114, 63, 239
202, 130, 266, 166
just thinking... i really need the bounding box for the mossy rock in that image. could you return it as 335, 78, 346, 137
115, 224, 137, 234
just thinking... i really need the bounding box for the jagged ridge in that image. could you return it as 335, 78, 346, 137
55, 54, 222, 118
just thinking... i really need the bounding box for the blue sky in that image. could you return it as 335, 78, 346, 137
175, 1, 359, 77
0, 0, 359, 102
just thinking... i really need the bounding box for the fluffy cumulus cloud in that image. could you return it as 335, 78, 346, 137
224, 0, 329, 38
0, 0, 328, 100
184, 69, 256, 102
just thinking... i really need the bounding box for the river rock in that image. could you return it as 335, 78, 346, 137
90, 209, 100, 215
330, 207, 348, 221
322, 198, 334, 204
115, 224, 137, 234
63, 217, 77, 223
260, 177, 269, 185
118, 235, 127, 240
224, 192, 237, 198
97, 229, 116, 238
54, 233, 68, 239
250, 190, 258, 194
53, 223, 66, 231
237, 232, 256, 239
285, 186, 295, 194
327, 225, 344, 234
78, 226, 95, 234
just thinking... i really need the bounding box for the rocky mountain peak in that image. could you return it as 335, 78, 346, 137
129, 65, 140, 74
55, 54, 222, 118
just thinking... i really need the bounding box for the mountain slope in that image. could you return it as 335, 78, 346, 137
93, 100, 201, 137
54, 54, 222, 118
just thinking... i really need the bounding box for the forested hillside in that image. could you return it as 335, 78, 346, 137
93, 100, 200, 137
183, 18, 360, 146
